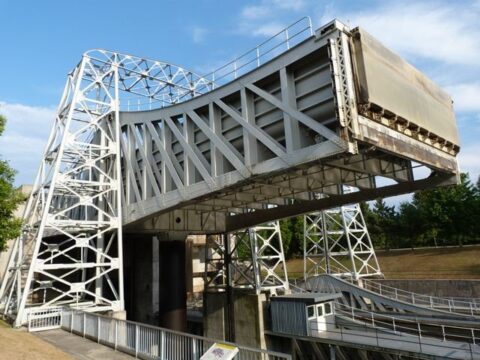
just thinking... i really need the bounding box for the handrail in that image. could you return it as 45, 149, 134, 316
333, 302, 480, 345
61, 308, 291, 360
362, 279, 480, 316
122, 17, 314, 111
303, 317, 480, 359
204, 17, 313, 89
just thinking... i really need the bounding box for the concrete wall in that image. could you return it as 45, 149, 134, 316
233, 293, 267, 349
186, 235, 206, 294
203, 291, 268, 349
203, 292, 227, 340
376, 279, 480, 298
125, 233, 188, 331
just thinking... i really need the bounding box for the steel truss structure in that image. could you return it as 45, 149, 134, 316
0, 50, 213, 326
122, 20, 458, 236
0, 17, 461, 326
204, 221, 289, 294
303, 198, 382, 281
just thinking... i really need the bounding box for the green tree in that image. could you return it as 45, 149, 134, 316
0, 114, 23, 251
280, 216, 304, 259
412, 173, 477, 246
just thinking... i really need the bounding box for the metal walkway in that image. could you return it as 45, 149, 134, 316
362, 279, 480, 316
285, 275, 480, 359
306, 275, 480, 321
332, 302, 480, 359
35, 329, 134, 360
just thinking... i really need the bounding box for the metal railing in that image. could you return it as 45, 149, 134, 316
123, 17, 313, 112
61, 308, 291, 360
362, 279, 480, 316
28, 307, 63, 332
121, 16, 314, 111
305, 316, 480, 360
203, 17, 313, 89
334, 302, 480, 345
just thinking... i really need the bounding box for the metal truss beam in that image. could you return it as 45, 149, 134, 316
304, 193, 382, 280
204, 221, 289, 294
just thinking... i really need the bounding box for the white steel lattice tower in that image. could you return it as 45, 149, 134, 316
205, 221, 289, 294
304, 202, 382, 281
0, 54, 124, 326
0, 50, 213, 326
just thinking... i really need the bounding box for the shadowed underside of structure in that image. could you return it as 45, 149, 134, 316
0, 18, 460, 326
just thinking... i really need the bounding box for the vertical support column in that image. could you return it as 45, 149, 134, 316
322, 211, 331, 275
95, 117, 107, 304
280, 67, 301, 152
209, 103, 224, 177
241, 88, 258, 166
157, 233, 187, 332
224, 232, 235, 342
114, 64, 125, 313
152, 236, 160, 318
341, 206, 359, 280
143, 124, 153, 199
184, 114, 196, 186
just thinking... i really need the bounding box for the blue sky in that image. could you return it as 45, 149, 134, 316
0, 0, 479, 199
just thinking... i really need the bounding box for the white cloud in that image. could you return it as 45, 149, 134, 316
238, 0, 306, 37
192, 26, 207, 44
252, 23, 284, 37
458, 143, 480, 181
241, 5, 270, 20
0, 101, 55, 185
242, 0, 306, 20
271, 0, 306, 11
335, 2, 480, 67
446, 83, 480, 112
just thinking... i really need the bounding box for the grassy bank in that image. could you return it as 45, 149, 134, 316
286, 245, 480, 279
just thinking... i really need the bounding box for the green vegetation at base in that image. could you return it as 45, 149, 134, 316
0, 114, 23, 251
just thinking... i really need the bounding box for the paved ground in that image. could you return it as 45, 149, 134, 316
35, 329, 133, 359
0, 321, 72, 360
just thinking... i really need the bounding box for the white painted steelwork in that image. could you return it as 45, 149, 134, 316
28, 307, 63, 332
304, 192, 381, 281
0, 17, 461, 327
0, 50, 214, 327
204, 220, 289, 293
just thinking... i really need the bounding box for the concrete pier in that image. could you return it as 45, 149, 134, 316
204, 291, 268, 349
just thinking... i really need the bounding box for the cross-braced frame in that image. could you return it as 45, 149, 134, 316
0, 50, 213, 326
204, 221, 289, 294
304, 200, 382, 281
